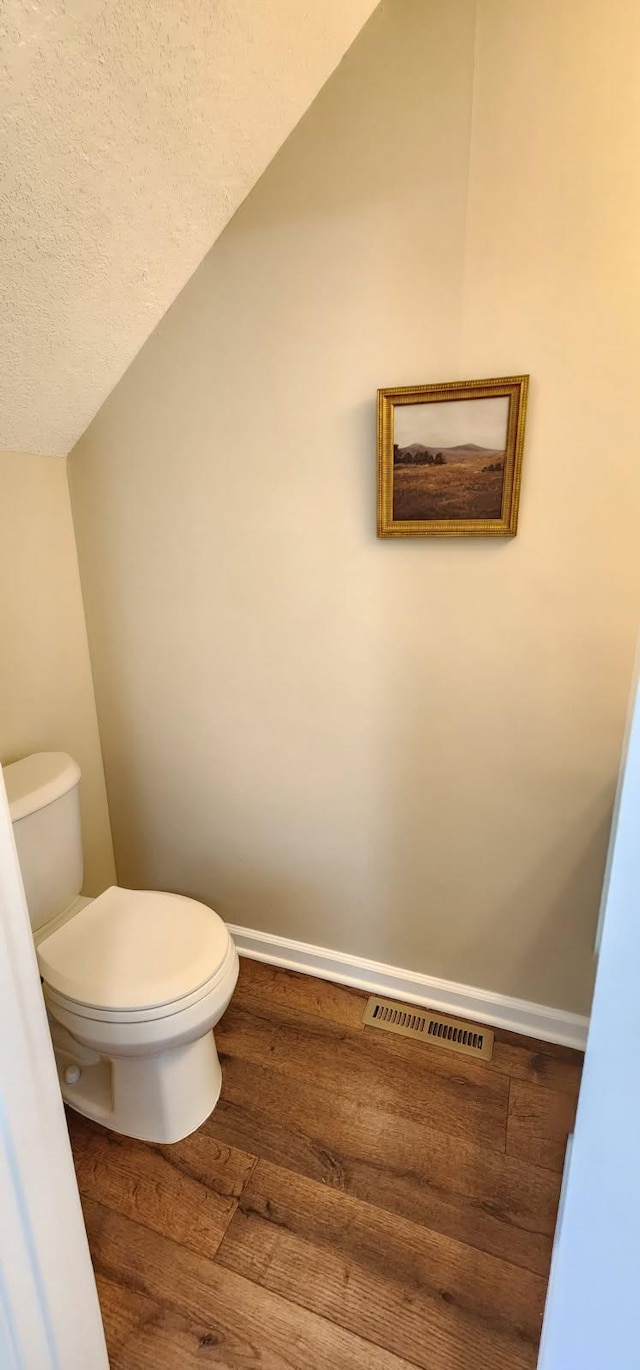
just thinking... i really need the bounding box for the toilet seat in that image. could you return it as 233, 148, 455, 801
37, 884, 232, 1016
44, 936, 237, 1026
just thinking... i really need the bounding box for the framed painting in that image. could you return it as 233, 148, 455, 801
377, 374, 529, 538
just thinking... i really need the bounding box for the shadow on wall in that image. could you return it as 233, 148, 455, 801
501, 794, 612, 1013
378, 647, 613, 1014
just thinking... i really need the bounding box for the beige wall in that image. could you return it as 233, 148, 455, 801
69, 0, 640, 1014
0, 453, 115, 894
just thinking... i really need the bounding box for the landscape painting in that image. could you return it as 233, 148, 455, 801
393, 395, 509, 522
377, 376, 529, 538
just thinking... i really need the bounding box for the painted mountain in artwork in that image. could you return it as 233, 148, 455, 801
394, 441, 504, 465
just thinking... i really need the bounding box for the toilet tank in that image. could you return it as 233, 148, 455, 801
3, 752, 83, 932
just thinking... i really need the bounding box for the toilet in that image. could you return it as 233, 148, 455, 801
4, 751, 239, 1144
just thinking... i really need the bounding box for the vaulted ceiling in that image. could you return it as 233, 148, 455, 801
0, 0, 378, 455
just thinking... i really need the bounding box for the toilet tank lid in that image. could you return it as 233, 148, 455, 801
3, 752, 81, 822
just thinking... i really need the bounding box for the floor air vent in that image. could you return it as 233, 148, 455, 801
363, 996, 494, 1061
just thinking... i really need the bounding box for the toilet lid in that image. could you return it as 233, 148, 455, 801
37, 886, 231, 1012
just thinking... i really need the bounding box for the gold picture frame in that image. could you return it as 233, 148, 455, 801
377, 374, 529, 538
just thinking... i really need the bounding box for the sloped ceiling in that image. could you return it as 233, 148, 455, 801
0, 0, 378, 455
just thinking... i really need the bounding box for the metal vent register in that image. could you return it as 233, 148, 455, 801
363, 996, 494, 1061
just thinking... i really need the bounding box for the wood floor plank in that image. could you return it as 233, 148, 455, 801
363, 1019, 583, 1101
216, 1158, 546, 1370
358, 1003, 583, 1100
68, 1110, 256, 1259
235, 957, 367, 1030
235, 961, 583, 1099
99, 1271, 369, 1370
206, 1053, 560, 1275
85, 1198, 420, 1370
95, 1273, 159, 1364
491, 1031, 582, 1097
507, 1080, 578, 1173
95, 1274, 210, 1370
216, 999, 510, 1152
358, 1014, 583, 1108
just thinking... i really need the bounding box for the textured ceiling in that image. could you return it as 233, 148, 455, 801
0, 0, 378, 455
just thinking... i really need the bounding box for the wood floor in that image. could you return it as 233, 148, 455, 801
67, 959, 583, 1370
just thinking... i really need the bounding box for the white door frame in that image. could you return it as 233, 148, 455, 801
538, 667, 640, 1368
0, 766, 108, 1369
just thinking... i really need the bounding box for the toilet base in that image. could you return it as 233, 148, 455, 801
56, 1030, 223, 1144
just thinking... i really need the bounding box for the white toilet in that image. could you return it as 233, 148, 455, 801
5, 751, 239, 1144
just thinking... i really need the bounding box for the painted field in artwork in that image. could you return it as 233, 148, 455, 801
392, 443, 505, 521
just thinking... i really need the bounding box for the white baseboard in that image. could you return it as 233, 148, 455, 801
226, 923, 589, 1051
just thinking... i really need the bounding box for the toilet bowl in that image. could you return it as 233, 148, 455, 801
38, 885, 239, 1143
4, 752, 239, 1144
